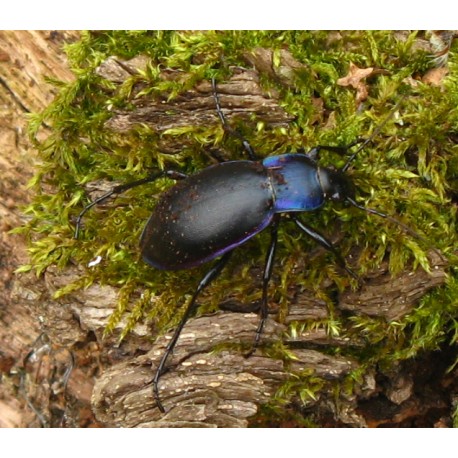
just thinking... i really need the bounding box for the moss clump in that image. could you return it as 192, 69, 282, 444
19, 31, 458, 419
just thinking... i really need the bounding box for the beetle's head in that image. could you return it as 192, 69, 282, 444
317, 167, 355, 202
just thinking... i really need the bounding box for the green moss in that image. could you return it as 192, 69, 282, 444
20, 31, 458, 421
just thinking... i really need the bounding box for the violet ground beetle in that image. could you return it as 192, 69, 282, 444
75, 79, 427, 413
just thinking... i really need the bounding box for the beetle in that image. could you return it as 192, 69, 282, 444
75, 78, 421, 413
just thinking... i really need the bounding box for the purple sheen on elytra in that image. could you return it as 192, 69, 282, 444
142, 209, 275, 271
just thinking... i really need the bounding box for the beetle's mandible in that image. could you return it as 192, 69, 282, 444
75, 78, 419, 413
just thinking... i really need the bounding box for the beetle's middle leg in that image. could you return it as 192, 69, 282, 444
153, 250, 233, 413
211, 77, 258, 161
245, 215, 280, 357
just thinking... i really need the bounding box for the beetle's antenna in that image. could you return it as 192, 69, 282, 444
341, 95, 405, 173
346, 196, 421, 238
345, 196, 442, 258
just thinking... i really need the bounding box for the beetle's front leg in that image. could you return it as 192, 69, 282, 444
291, 215, 360, 283
211, 77, 258, 161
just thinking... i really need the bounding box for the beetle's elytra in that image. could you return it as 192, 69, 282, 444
140, 161, 275, 270
140, 154, 349, 271
75, 78, 421, 413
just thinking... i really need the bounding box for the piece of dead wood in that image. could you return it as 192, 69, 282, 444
86, 251, 447, 427
5, 42, 452, 427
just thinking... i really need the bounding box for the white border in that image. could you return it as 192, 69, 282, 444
1, 1, 455, 30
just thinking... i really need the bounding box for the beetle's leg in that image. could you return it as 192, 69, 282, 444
291, 216, 360, 283
306, 140, 365, 162
211, 78, 258, 161
306, 144, 350, 162
307, 145, 348, 161
246, 216, 280, 357
74, 170, 187, 238
153, 251, 233, 413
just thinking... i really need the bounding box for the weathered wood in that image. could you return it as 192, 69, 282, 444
0, 31, 77, 114
24, 244, 445, 426
1, 33, 453, 428
87, 251, 446, 427
105, 70, 294, 134
96, 60, 296, 155
0, 30, 97, 428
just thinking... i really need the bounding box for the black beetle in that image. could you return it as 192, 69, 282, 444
75, 79, 420, 413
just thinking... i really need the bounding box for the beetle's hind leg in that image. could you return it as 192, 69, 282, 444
211, 78, 258, 161
74, 169, 187, 239
153, 251, 232, 413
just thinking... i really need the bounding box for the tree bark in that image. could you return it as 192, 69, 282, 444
0, 30, 100, 428
0, 32, 453, 428
89, 251, 447, 427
